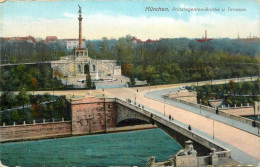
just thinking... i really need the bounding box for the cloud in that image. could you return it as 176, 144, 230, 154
2, 13, 259, 40
63, 12, 77, 19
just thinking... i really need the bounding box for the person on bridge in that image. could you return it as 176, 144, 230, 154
169, 114, 171, 121
188, 125, 192, 131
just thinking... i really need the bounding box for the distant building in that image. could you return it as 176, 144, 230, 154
231, 37, 260, 43
131, 37, 159, 44
63, 39, 86, 51
196, 30, 213, 43
131, 37, 143, 44
3, 35, 36, 43
45, 36, 58, 42
34, 37, 44, 42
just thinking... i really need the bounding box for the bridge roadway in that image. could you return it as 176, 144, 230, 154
105, 86, 260, 165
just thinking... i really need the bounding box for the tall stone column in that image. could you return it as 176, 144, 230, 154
78, 5, 83, 49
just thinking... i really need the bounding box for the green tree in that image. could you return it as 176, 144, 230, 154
30, 77, 39, 95
130, 75, 135, 86
116, 35, 134, 62
243, 82, 254, 94
192, 72, 201, 86
228, 80, 236, 94
235, 82, 243, 95
121, 63, 133, 76
0, 91, 16, 110
145, 65, 157, 83
17, 88, 29, 113
86, 73, 92, 89
11, 110, 26, 124
205, 66, 215, 85
86, 41, 97, 58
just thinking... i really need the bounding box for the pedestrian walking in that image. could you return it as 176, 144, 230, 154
252, 120, 256, 127
188, 125, 192, 131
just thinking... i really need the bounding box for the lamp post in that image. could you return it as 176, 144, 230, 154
52, 51, 54, 102
258, 123, 259, 134
257, 101, 260, 134
103, 93, 106, 132
164, 98, 166, 117
200, 98, 202, 114
213, 120, 215, 139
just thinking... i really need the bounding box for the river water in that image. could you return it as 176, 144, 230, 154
246, 116, 260, 122
0, 129, 182, 167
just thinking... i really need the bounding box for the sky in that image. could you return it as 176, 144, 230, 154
0, 0, 259, 40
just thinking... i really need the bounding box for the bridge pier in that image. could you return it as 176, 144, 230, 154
155, 122, 211, 156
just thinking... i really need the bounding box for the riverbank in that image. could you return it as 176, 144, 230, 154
0, 124, 157, 144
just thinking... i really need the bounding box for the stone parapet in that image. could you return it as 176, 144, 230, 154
0, 121, 72, 143
165, 90, 197, 103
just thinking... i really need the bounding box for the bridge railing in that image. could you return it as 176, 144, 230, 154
164, 95, 260, 130
0, 118, 71, 127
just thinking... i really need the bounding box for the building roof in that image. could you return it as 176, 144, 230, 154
196, 39, 213, 43
145, 39, 159, 43
64, 39, 86, 41
132, 37, 159, 44
131, 37, 143, 43
45, 36, 58, 42
3, 35, 36, 43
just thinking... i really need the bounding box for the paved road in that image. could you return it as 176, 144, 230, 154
106, 87, 260, 165
146, 88, 260, 136
145, 88, 260, 165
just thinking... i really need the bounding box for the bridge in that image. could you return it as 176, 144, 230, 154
105, 86, 260, 166
66, 95, 231, 166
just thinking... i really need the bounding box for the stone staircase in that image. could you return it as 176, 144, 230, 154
97, 60, 114, 77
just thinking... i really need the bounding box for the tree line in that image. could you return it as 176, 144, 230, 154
195, 80, 260, 107
87, 36, 259, 85
0, 91, 70, 126
1, 35, 259, 88
0, 64, 66, 91
0, 39, 66, 63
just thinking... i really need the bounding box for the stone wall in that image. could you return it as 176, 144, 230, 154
166, 90, 197, 103
113, 66, 121, 76
0, 122, 71, 143
220, 106, 254, 116
71, 97, 117, 135
117, 103, 150, 124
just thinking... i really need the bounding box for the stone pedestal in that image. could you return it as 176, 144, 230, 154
147, 156, 157, 167
210, 148, 218, 165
